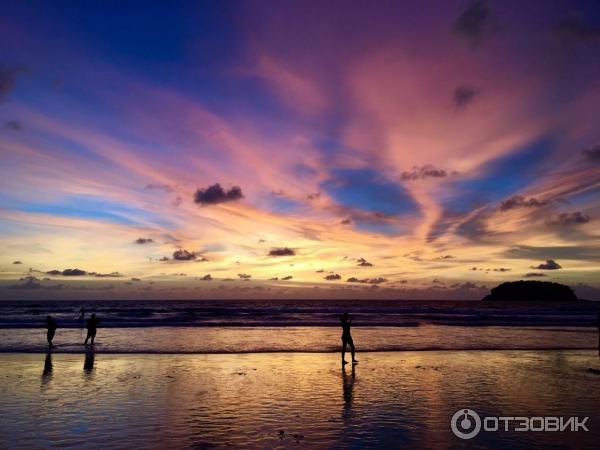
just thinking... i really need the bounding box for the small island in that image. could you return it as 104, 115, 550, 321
483, 280, 578, 302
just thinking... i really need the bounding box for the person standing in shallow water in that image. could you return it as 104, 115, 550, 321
45, 315, 57, 347
341, 312, 358, 365
84, 313, 99, 345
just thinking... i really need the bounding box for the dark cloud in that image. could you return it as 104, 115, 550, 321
0, 64, 27, 101
159, 256, 170, 262
281, 275, 293, 281
43, 268, 122, 277
172, 249, 197, 261
12, 260, 22, 264
324, 274, 341, 281
135, 238, 154, 244
46, 268, 87, 276
238, 273, 251, 279
546, 212, 591, 226
341, 219, 352, 225
534, 260, 562, 270
193, 183, 243, 205
269, 277, 279, 281
347, 277, 387, 284
499, 195, 547, 211
357, 257, 373, 267
470, 267, 511, 272
452, 0, 499, 47
453, 86, 479, 108
131, 278, 141, 282
5, 120, 21, 131
316, 269, 324, 273
400, 164, 450, 181
268, 247, 296, 257
524, 272, 546, 278
9, 276, 63, 290
582, 144, 600, 162
555, 13, 600, 45
200, 274, 212, 281
9, 278, 42, 289
89, 272, 122, 278
306, 192, 321, 200
438, 255, 455, 260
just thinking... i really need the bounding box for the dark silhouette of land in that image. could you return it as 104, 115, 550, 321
483, 281, 578, 302
45, 315, 57, 347
341, 312, 358, 365
84, 313, 99, 345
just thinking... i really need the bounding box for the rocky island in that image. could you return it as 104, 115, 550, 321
483, 280, 578, 302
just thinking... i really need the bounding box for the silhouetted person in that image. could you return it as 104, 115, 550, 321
84, 350, 95, 374
341, 312, 358, 365
84, 313, 99, 345
78, 306, 86, 321
46, 315, 58, 347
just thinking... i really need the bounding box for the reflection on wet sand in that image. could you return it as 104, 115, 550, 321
1, 351, 599, 448
41, 352, 53, 387
84, 351, 95, 376
342, 364, 355, 420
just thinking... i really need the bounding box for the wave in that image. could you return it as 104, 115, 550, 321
1, 299, 598, 329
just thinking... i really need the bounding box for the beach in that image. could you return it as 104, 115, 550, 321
1, 350, 599, 448
1, 300, 599, 448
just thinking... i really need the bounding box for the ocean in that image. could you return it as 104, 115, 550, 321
1, 299, 598, 353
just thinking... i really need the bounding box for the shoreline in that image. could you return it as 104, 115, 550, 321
1, 347, 598, 354
2, 324, 597, 353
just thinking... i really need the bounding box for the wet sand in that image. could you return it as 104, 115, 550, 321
1, 325, 596, 353
1, 350, 599, 448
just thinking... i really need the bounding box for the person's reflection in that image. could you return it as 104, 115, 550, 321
342, 364, 355, 419
83, 350, 95, 376
41, 351, 53, 387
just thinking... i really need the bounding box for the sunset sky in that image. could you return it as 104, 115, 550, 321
1, 0, 599, 300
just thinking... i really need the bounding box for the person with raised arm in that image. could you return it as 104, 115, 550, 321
340, 312, 358, 365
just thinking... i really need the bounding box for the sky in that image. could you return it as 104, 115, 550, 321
1, 0, 600, 300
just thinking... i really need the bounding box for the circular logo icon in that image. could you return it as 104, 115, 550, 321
451, 409, 481, 440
